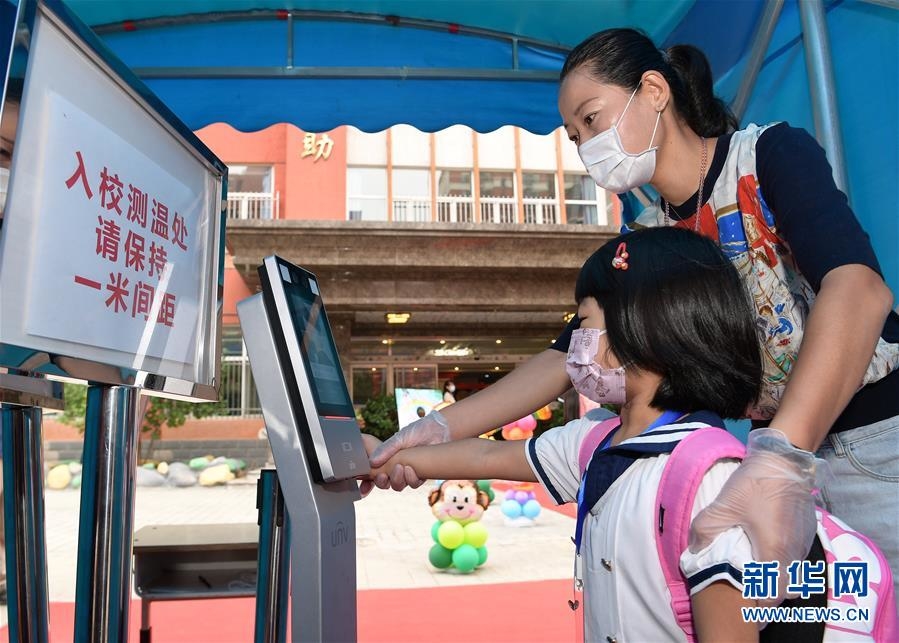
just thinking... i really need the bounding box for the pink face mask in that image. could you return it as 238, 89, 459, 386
565, 328, 626, 405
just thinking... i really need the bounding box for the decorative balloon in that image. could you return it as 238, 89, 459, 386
500, 481, 542, 525
497, 415, 544, 526
427, 480, 490, 573
501, 414, 537, 441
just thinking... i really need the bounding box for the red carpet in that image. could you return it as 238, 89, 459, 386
0, 579, 575, 642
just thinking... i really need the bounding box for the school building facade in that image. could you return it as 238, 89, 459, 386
45, 122, 618, 458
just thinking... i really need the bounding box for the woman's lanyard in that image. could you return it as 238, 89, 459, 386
572, 409, 683, 594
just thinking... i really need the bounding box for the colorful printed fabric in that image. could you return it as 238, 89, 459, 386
631, 123, 899, 419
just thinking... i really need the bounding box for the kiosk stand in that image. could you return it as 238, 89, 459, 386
238, 255, 370, 642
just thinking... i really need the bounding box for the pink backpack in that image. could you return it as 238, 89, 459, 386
577, 418, 898, 642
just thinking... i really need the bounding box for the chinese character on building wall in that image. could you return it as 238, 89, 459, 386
301, 132, 334, 162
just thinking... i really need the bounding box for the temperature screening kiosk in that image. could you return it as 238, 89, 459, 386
237, 255, 370, 642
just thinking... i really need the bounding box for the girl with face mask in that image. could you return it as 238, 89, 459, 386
362, 227, 780, 641
368, 28, 899, 608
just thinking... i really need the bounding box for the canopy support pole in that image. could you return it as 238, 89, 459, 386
798, 0, 849, 196
731, 0, 784, 121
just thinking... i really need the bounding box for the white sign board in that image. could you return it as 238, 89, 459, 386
0, 4, 225, 397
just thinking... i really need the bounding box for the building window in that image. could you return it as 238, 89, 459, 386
436, 169, 474, 223
564, 174, 605, 225
227, 165, 278, 220
352, 366, 387, 405
393, 365, 437, 391
522, 172, 558, 224
479, 171, 516, 223
218, 326, 262, 416
347, 167, 388, 221
392, 168, 431, 222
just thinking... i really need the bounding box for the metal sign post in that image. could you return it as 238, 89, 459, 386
73, 385, 141, 642
0, 373, 62, 643
0, 1, 227, 640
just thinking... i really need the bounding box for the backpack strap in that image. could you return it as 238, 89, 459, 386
654, 427, 746, 641
577, 417, 621, 475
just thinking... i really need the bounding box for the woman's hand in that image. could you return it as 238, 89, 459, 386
689, 428, 826, 603
367, 410, 451, 491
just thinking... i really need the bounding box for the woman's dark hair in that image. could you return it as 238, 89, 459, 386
574, 227, 761, 418
561, 28, 738, 138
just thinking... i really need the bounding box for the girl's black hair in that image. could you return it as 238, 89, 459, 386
561, 28, 738, 138
574, 227, 761, 418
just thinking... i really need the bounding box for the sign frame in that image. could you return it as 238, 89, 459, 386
0, 0, 228, 402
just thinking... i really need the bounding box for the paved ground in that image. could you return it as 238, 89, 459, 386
0, 472, 576, 629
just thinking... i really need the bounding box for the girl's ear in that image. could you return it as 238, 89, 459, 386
640, 70, 671, 113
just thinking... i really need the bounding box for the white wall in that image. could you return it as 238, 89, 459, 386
434, 125, 473, 168
346, 127, 387, 165
476, 126, 516, 169
391, 124, 431, 167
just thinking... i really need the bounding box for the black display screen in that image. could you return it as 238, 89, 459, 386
281, 268, 354, 419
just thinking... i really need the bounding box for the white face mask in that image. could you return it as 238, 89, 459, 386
577, 84, 661, 194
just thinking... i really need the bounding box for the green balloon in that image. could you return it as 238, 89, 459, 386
476, 480, 491, 492
487, 488, 495, 503
476, 546, 488, 567
431, 521, 442, 543
437, 521, 465, 549
452, 544, 479, 573
463, 521, 488, 548
429, 544, 453, 569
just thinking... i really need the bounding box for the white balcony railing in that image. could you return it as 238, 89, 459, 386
436, 197, 474, 223
226, 192, 279, 220
218, 355, 262, 417
392, 197, 431, 222
523, 198, 559, 224
480, 197, 517, 224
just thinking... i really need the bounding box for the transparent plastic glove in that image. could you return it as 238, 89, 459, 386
368, 410, 451, 491
689, 428, 828, 604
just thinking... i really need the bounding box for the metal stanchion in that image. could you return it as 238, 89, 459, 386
73, 385, 141, 642
255, 468, 290, 643
1, 404, 50, 643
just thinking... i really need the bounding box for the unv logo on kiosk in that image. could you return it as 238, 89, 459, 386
331, 521, 350, 547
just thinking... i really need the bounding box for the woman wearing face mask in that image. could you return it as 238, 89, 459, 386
367, 28, 899, 600
443, 380, 457, 404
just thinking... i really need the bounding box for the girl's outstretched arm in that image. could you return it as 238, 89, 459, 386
362, 434, 537, 483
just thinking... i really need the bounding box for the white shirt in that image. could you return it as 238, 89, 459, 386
526, 417, 750, 643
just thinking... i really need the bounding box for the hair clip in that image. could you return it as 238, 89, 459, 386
611, 242, 629, 270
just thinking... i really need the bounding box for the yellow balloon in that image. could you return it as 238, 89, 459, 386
463, 522, 488, 548
437, 521, 465, 549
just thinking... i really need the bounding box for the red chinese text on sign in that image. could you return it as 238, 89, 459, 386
99, 167, 124, 215
65, 150, 93, 199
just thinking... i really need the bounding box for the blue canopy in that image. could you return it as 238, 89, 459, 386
61, 0, 898, 291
